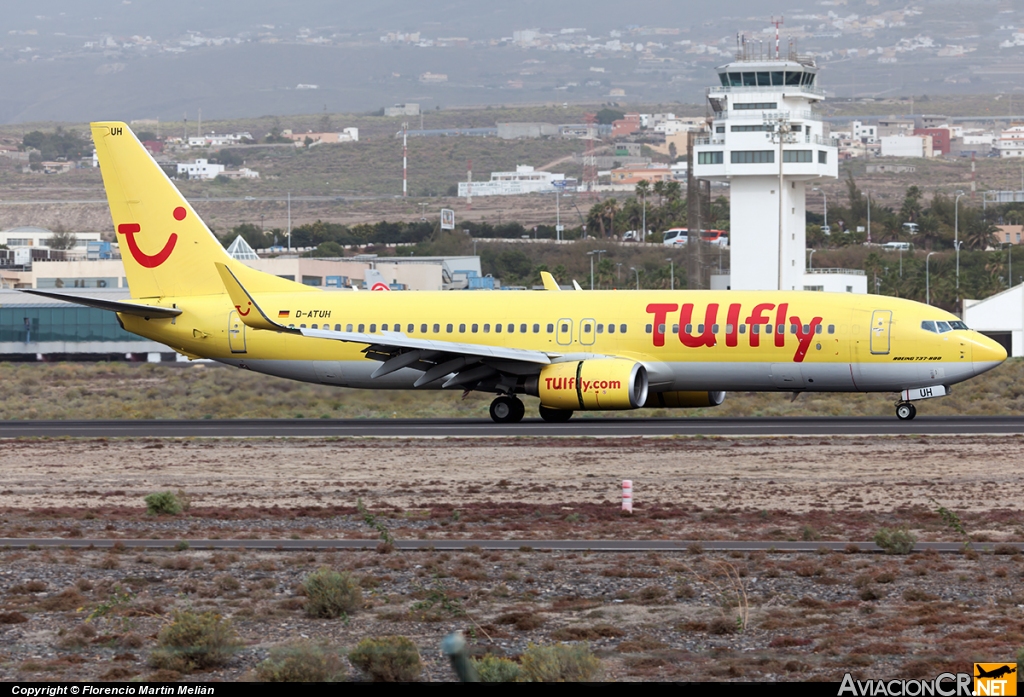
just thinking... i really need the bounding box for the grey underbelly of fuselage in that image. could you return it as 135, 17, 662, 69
217, 358, 970, 394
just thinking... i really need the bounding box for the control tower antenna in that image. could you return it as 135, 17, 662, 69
771, 16, 784, 59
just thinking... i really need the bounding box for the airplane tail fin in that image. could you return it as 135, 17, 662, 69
365, 268, 391, 291
91, 121, 313, 299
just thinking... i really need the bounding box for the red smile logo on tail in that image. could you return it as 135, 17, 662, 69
235, 302, 251, 316
117, 206, 186, 268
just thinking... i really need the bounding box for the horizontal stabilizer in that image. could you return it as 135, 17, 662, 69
19, 289, 182, 318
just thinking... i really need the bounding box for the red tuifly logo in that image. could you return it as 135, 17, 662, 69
116, 207, 186, 268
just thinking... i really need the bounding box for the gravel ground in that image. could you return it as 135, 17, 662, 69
0, 435, 1021, 682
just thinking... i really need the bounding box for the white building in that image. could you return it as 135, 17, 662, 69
996, 126, 1024, 158
964, 284, 1023, 357
457, 165, 569, 197
0, 226, 103, 257
880, 135, 932, 158
852, 121, 878, 143
692, 55, 852, 292
176, 159, 225, 180
187, 133, 252, 148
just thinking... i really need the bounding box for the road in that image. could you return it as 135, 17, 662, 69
1, 416, 1022, 438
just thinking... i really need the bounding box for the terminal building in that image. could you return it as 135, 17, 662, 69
0, 242, 487, 361
692, 46, 866, 293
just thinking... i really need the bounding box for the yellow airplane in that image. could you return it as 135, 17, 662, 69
26, 122, 1008, 423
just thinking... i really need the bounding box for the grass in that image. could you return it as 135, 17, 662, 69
1, 358, 1022, 420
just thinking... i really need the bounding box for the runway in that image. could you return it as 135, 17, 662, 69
1, 416, 1022, 438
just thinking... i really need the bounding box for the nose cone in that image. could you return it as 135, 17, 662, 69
972, 333, 1008, 376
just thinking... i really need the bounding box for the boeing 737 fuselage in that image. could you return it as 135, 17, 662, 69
26, 123, 1008, 423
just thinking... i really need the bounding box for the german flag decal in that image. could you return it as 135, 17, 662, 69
278, 310, 290, 319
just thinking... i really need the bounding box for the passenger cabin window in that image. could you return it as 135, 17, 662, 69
507, 324, 515, 333
407, 324, 414, 333
495, 324, 502, 333
828, 325, 835, 334
645, 324, 653, 334
446, 323, 453, 333
532, 324, 540, 333
433, 323, 440, 333
335, 324, 341, 331
358, 324, 365, 332
484, 324, 491, 333
471, 324, 478, 333
520, 324, 527, 333
597, 324, 604, 333
420, 324, 428, 333
547, 323, 554, 333
346, 324, 354, 332
369, 324, 376, 333
620, 324, 627, 334
459, 323, 466, 333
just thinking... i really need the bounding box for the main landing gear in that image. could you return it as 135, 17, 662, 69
895, 402, 917, 421
489, 395, 525, 423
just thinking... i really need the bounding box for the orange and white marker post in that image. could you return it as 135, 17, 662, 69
622, 480, 633, 513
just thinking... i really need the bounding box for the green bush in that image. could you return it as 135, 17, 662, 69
519, 642, 602, 682
874, 527, 916, 555
145, 491, 182, 516
348, 636, 422, 682
472, 655, 522, 682
302, 567, 362, 619
148, 610, 240, 673
254, 641, 347, 682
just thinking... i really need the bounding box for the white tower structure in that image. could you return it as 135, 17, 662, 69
693, 47, 862, 292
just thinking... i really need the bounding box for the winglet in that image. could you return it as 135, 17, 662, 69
540, 271, 560, 291
572, 280, 583, 291
215, 262, 297, 332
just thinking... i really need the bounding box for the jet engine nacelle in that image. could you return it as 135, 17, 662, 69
526, 359, 648, 410
643, 390, 726, 409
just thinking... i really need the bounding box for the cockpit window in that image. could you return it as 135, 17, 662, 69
922, 320, 967, 333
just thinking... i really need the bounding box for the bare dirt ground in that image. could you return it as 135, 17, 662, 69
0, 436, 1022, 682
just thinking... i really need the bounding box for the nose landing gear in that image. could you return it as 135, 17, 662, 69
489, 395, 525, 423
895, 402, 917, 420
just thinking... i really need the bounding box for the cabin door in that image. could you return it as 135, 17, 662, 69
870, 310, 892, 355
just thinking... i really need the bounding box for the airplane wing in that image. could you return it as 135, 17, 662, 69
540, 271, 560, 291
216, 262, 557, 390
19, 289, 182, 318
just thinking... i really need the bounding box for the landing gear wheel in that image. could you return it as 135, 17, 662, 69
490, 396, 524, 424
539, 405, 573, 423
896, 402, 916, 421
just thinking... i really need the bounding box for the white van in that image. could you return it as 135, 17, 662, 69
881, 242, 911, 251
662, 228, 688, 246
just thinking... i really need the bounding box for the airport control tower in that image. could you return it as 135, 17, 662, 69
693, 43, 847, 292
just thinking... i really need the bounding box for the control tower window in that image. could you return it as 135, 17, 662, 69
719, 73, 729, 87
756, 72, 770, 86
771, 71, 783, 86
742, 72, 756, 86
785, 71, 802, 86
802, 72, 815, 86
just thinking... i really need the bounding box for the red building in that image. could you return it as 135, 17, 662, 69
611, 113, 641, 138
914, 128, 951, 155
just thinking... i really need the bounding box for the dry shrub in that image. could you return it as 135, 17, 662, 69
39, 588, 85, 611
495, 610, 544, 631
213, 575, 240, 593
254, 641, 347, 682
148, 610, 239, 673
56, 623, 97, 649
518, 642, 602, 682
144, 491, 182, 516
550, 624, 624, 641
0, 611, 28, 624
348, 635, 422, 682
10, 580, 47, 594
301, 568, 362, 619
99, 666, 137, 680
471, 655, 522, 682
874, 527, 916, 555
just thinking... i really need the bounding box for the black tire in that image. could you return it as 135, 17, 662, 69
908, 403, 917, 420
896, 403, 914, 421
510, 397, 526, 422
539, 405, 573, 423
490, 396, 523, 424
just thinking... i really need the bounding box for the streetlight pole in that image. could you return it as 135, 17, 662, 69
630, 266, 641, 290
926, 251, 937, 305
866, 191, 871, 245
587, 249, 606, 290
641, 189, 647, 242
666, 258, 674, 290
766, 113, 796, 290
954, 190, 965, 293
808, 249, 816, 270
